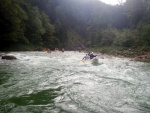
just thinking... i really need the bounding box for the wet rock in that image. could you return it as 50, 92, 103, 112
2, 55, 17, 60
92, 58, 100, 66
134, 52, 150, 62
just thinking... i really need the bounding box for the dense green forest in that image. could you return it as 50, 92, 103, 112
0, 0, 150, 53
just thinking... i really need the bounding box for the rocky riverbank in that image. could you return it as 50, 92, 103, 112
87, 47, 150, 63
110, 51, 150, 62
133, 52, 150, 62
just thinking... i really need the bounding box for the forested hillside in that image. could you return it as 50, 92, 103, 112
0, 0, 150, 52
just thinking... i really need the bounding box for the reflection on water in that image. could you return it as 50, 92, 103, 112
9, 88, 61, 106
0, 51, 150, 113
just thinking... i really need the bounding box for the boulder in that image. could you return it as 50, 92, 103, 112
2, 55, 17, 60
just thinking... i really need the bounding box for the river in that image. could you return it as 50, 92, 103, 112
0, 51, 150, 113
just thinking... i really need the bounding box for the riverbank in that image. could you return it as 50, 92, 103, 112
0, 44, 43, 51
1, 45, 150, 62
133, 52, 150, 62
0, 51, 149, 113
87, 47, 150, 63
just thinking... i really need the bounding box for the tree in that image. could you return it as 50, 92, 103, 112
124, 0, 143, 27
0, 0, 28, 48
41, 12, 57, 48
24, 6, 45, 45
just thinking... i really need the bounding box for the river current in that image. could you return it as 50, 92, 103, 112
0, 51, 150, 113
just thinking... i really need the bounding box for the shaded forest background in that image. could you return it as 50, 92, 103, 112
0, 0, 150, 52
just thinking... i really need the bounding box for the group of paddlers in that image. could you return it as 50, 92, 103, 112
43, 48, 65, 53
42, 48, 97, 61
82, 52, 97, 60
43, 48, 51, 53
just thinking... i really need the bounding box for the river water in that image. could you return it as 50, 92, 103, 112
0, 51, 150, 113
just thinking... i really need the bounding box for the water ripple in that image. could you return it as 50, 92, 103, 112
0, 51, 149, 113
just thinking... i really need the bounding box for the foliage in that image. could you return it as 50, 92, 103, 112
0, 0, 150, 52
67, 29, 85, 50
100, 27, 116, 46
137, 24, 150, 46
0, 0, 28, 47
113, 29, 137, 47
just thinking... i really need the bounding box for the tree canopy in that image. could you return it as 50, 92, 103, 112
0, 0, 150, 51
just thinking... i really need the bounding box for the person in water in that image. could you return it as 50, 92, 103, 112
82, 54, 90, 60
89, 52, 97, 59
61, 48, 65, 52
47, 49, 51, 53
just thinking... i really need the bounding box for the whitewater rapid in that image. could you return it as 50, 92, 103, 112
0, 51, 150, 113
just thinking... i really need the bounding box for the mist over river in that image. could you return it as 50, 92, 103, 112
0, 51, 150, 113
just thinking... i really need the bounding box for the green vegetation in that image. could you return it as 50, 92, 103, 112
0, 0, 150, 54
87, 46, 143, 57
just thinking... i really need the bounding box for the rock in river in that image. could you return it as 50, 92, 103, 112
2, 55, 17, 60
